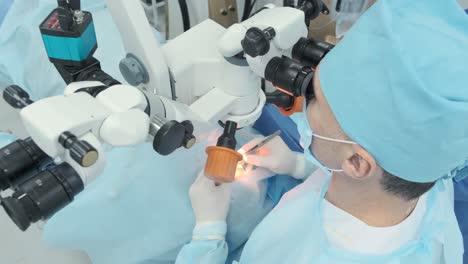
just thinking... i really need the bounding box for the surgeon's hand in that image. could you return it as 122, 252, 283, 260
240, 136, 316, 180
189, 171, 231, 224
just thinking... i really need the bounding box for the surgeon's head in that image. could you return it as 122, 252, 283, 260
298, 0, 468, 204
305, 65, 435, 202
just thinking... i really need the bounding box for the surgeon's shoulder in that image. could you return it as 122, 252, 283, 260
276, 169, 328, 205
440, 177, 455, 201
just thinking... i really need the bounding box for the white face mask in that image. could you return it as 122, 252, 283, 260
292, 106, 356, 174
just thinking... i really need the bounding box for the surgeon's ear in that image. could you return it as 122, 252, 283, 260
342, 145, 376, 180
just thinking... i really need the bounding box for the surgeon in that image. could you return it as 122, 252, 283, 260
176, 0, 467, 262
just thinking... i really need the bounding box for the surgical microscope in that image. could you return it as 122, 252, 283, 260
0, 0, 333, 231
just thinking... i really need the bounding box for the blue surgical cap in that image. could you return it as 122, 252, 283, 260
319, 0, 468, 183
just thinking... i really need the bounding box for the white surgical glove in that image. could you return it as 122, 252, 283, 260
240, 136, 317, 180
189, 171, 231, 224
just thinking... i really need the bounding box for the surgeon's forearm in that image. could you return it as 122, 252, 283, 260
176, 222, 229, 264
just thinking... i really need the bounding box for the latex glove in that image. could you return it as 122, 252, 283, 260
189, 171, 231, 224
240, 136, 317, 180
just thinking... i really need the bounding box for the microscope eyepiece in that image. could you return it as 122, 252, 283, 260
0, 138, 51, 191
265, 56, 314, 98
292, 37, 334, 68
1, 163, 84, 231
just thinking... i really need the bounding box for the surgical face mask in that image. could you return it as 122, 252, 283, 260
291, 105, 356, 174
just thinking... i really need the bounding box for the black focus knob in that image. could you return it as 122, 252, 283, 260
3, 85, 34, 109
59, 132, 99, 167
241, 27, 276, 58
181, 120, 197, 149
298, 0, 324, 24
153, 121, 186, 156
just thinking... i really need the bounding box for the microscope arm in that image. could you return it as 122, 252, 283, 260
106, 0, 172, 98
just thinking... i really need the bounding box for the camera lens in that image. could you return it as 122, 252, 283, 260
1, 162, 84, 231
0, 138, 51, 190
264, 56, 314, 98
292, 37, 334, 68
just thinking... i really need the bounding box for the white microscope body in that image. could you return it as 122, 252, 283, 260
20, 82, 151, 186
18, 3, 310, 187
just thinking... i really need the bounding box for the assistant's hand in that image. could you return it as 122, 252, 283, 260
239, 136, 317, 180
189, 171, 231, 224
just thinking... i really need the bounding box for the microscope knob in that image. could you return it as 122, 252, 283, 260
181, 120, 196, 149
184, 136, 197, 149
59, 132, 99, 167
69, 141, 99, 168
119, 54, 149, 86
298, 0, 324, 23
241, 27, 276, 58
152, 121, 186, 156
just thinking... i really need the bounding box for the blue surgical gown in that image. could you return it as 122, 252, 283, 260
176, 170, 463, 264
